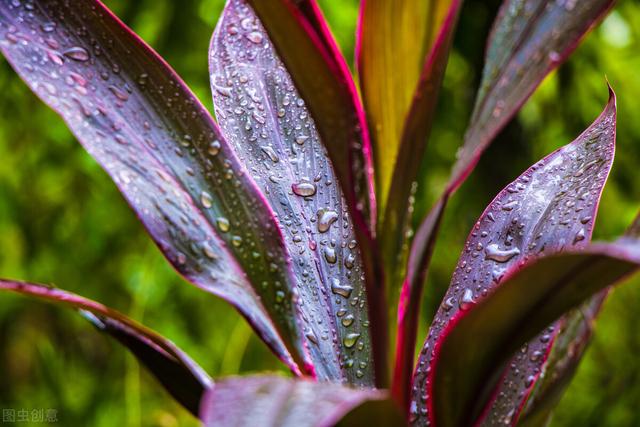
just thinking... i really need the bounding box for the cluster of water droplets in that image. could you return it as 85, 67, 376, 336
410, 103, 615, 425
0, 0, 309, 368
209, 0, 372, 384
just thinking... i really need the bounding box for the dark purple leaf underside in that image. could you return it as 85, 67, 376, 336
199, 375, 390, 427
0, 280, 212, 416
428, 240, 640, 427
518, 217, 640, 425
210, 0, 373, 385
410, 89, 616, 426
516, 293, 607, 427
449, 0, 615, 192
0, 0, 310, 373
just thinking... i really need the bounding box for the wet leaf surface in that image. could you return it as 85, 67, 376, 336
0, 0, 315, 373
411, 89, 616, 426
210, 0, 373, 385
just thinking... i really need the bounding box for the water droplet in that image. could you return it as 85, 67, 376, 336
341, 314, 354, 327
573, 228, 586, 244
231, 235, 243, 247
306, 330, 318, 345
137, 73, 149, 86
502, 200, 519, 211
525, 375, 536, 388
108, 85, 129, 101
216, 217, 230, 232
343, 252, 355, 269
317, 208, 338, 233
295, 135, 309, 145
292, 181, 316, 197
530, 350, 543, 362
323, 247, 337, 264
485, 243, 521, 263
275, 290, 285, 302
246, 31, 263, 44
443, 297, 455, 311
208, 140, 221, 156
63, 46, 90, 62
331, 278, 353, 299
41, 22, 56, 33
580, 216, 592, 224
260, 145, 279, 162
203, 243, 217, 260
200, 191, 213, 208
343, 333, 361, 348
459, 288, 475, 311
176, 252, 187, 265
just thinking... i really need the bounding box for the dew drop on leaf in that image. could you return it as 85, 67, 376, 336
62, 46, 90, 62
291, 181, 317, 197
208, 140, 221, 156
343, 333, 361, 349
484, 243, 521, 263
317, 208, 338, 233
200, 191, 213, 209
330, 278, 353, 299
216, 217, 230, 232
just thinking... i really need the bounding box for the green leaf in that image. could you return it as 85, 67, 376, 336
357, 0, 458, 210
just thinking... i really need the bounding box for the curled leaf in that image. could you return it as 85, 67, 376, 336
0, 280, 211, 416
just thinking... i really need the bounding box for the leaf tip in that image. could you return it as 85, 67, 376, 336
605, 77, 617, 109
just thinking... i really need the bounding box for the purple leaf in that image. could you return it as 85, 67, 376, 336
240, 2, 389, 385
516, 293, 607, 427
403, 1, 616, 373
410, 88, 616, 426
0, 279, 212, 416
199, 375, 401, 427
0, 0, 311, 374
425, 239, 640, 427
242, 0, 377, 231
210, 0, 374, 385
449, 0, 616, 192
518, 214, 640, 425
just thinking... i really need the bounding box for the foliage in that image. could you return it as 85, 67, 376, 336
1, 0, 640, 426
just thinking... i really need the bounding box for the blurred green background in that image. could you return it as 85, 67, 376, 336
0, 0, 639, 426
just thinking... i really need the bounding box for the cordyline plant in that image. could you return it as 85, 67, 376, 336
1, 0, 639, 425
